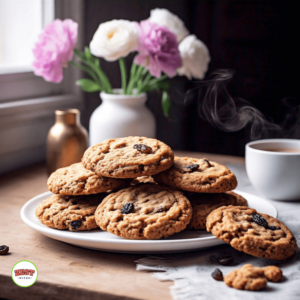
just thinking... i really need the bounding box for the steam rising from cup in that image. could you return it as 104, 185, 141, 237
184, 69, 300, 140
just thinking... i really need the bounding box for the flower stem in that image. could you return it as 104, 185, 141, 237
128, 65, 150, 94
132, 65, 144, 94
148, 74, 167, 85
73, 49, 112, 93
139, 74, 168, 93
69, 61, 101, 88
137, 72, 152, 94
85, 60, 112, 93
119, 58, 127, 94
126, 63, 137, 94
127, 64, 143, 95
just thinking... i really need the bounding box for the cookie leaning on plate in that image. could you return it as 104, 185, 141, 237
82, 136, 174, 178
95, 184, 192, 239
206, 206, 298, 260
35, 193, 105, 231
153, 156, 237, 193
186, 191, 248, 230
47, 163, 128, 195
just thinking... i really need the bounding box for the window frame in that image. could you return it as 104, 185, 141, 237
0, 0, 84, 175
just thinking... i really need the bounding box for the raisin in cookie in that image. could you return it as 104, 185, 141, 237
95, 184, 192, 240
224, 264, 268, 291
186, 191, 248, 230
206, 206, 297, 260
82, 136, 174, 178
153, 156, 237, 193
48, 163, 128, 195
35, 193, 105, 231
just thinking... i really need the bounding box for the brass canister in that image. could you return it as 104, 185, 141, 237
47, 109, 88, 176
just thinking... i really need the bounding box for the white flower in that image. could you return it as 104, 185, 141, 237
89, 20, 138, 61
177, 35, 210, 80
148, 8, 189, 43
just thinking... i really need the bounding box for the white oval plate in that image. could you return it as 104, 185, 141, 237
21, 190, 277, 254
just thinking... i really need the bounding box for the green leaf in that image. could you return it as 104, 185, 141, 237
148, 74, 167, 85
72, 49, 112, 93
156, 81, 169, 90
141, 80, 169, 93
94, 58, 100, 67
141, 83, 158, 93
70, 61, 101, 86
82, 60, 112, 93
76, 79, 102, 92
162, 91, 171, 117
84, 46, 92, 60
73, 49, 84, 59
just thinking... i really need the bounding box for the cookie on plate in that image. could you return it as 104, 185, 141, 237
153, 156, 237, 193
82, 136, 174, 178
186, 191, 248, 230
47, 163, 128, 195
224, 264, 268, 291
35, 193, 105, 231
95, 184, 192, 240
206, 206, 297, 260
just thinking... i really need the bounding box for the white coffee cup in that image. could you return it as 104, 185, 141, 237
246, 139, 300, 201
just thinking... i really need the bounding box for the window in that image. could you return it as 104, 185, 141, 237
0, 0, 54, 74
0, 0, 61, 104
0, 0, 83, 175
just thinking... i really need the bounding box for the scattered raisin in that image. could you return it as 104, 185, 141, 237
211, 268, 223, 281
133, 144, 152, 154
252, 213, 268, 228
202, 158, 212, 167
186, 164, 199, 172
0, 245, 9, 255
121, 202, 134, 214
207, 255, 218, 264
69, 220, 82, 230
217, 255, 234, 266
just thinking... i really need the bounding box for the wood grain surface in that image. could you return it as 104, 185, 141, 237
0, 152, 244, 300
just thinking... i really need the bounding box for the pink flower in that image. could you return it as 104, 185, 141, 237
33, 19, 78, 83
135, 20, 182, 78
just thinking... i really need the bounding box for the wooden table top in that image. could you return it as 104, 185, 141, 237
0, 151, 244, 300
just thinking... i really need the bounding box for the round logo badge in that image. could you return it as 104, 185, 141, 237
11, 261, 38, 287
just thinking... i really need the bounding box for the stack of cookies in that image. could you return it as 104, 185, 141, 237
152, 156, 246, 231
35, 136, 297, 261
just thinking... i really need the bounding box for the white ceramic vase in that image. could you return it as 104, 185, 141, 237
89, 89, 156, 146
